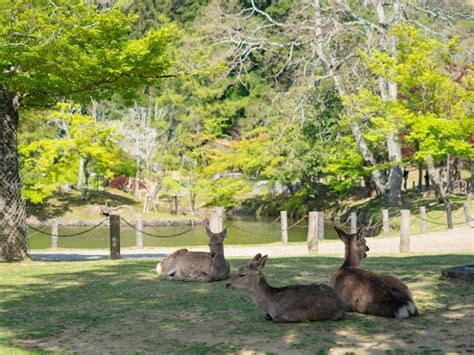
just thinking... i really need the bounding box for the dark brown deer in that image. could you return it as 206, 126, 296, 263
156, 227, 230, 282
330, 226, 419, 318
226, 254, 345, 323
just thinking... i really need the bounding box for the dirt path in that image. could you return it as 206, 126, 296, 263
31, 225, 473, 261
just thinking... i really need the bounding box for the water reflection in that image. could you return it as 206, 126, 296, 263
28, 216, 337, 249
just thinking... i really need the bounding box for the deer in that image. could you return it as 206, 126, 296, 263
330, 226, 419, 319
226, 254, 345, 323
156, 226, 230, 282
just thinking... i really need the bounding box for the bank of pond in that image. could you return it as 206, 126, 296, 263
28, 216, 338, 249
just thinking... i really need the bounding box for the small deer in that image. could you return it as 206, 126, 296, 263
330, 226, 419, 318
226, 254, 345, 323
156, 227, 230, 282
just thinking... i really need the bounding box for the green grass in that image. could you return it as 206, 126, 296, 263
1, 254, 473, 353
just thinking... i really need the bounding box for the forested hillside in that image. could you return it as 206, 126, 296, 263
12, 0, 474, 218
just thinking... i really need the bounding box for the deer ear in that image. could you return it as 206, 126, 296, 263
221, 227, 228, 238
205, 226, 212, 237
334, 226, 349, 242
249, 253, 263, 269
256, 255, 268, 269
356, 228, 363, 240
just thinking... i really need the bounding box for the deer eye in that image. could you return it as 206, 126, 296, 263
239, 274, 246, 278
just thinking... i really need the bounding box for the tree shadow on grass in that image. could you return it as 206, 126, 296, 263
27, 190, 138, 221
0, 254, 473, 353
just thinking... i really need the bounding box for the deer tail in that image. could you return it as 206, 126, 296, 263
395, 301, 418, 319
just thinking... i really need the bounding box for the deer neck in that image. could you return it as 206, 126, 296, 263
210, 247, 229, 277
342, 243, 361, 268
246, 276, 274, 311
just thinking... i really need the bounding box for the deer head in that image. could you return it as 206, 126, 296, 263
205, 226, 228, 258
226, 253, 268, 290
334, 226, 369, 267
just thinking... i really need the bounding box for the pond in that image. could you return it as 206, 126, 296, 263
28, 216, 338, 250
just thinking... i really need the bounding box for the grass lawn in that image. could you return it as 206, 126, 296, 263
1, 254, 473, 353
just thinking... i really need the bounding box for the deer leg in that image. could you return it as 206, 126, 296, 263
161, 267, 187, 281
269, 312, 302, 323
165, 275, 187, 281
189, 270, 212, 282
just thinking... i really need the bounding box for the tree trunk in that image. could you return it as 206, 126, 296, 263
143, 181, 162, 214
348, 119, 387, 197
468, 158, 474, 202
82, 173, 90, 200
81, 158, 90, 200
190, 191, 196, 215
386, 132, 403, 206
426, 154, 448, 205
0, 86, 29, 261
312, 0, 387, 197
445, 154, 452, 193
134, 163, 140, 198
417, 161, 423, 192
375, 0, 403, 207
77, 155, 84, 189
146, 86, 155, 125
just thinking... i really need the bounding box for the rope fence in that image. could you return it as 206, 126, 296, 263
288, 216, 308, 230
412, 213, 470, 226
428, 210, 446, 219
27, 219, 107, 238
270, 215, 281, 225
226, 222, 280, 238
26, 225, 50, 238
357, 217, 384, 230
122, 217, 199, 238
336, 218, 352, 227
23, 198, 473, 258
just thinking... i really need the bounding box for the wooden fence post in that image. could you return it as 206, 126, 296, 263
51, 221, 58, 249
307, 211, 318, 253
400, 209, 410, 253
136, 217, 144, 248
382, 209, 390, 237
420, 206, 427, 233
463, 202, 473, 227
446, 201, 453, 229
209, 207, 224, 233
350, 212, 357, 234
109, 214, 121, 259
280, 211, 288, 245
317, 211, 325, 240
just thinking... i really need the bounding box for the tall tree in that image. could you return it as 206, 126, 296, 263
207, 0, 472, 207
0, 0, 176, 261
351, 24, 473, 204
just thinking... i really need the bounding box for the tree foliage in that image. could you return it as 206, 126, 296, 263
19, 103, 123, 202
349, 24, 473, 164
11, 0, 474, 213
0, 0, 177, 105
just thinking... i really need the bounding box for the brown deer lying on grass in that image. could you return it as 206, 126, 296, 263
330, 226, 419, 318
156, 227, 230, 282
226, 254, 345, 323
